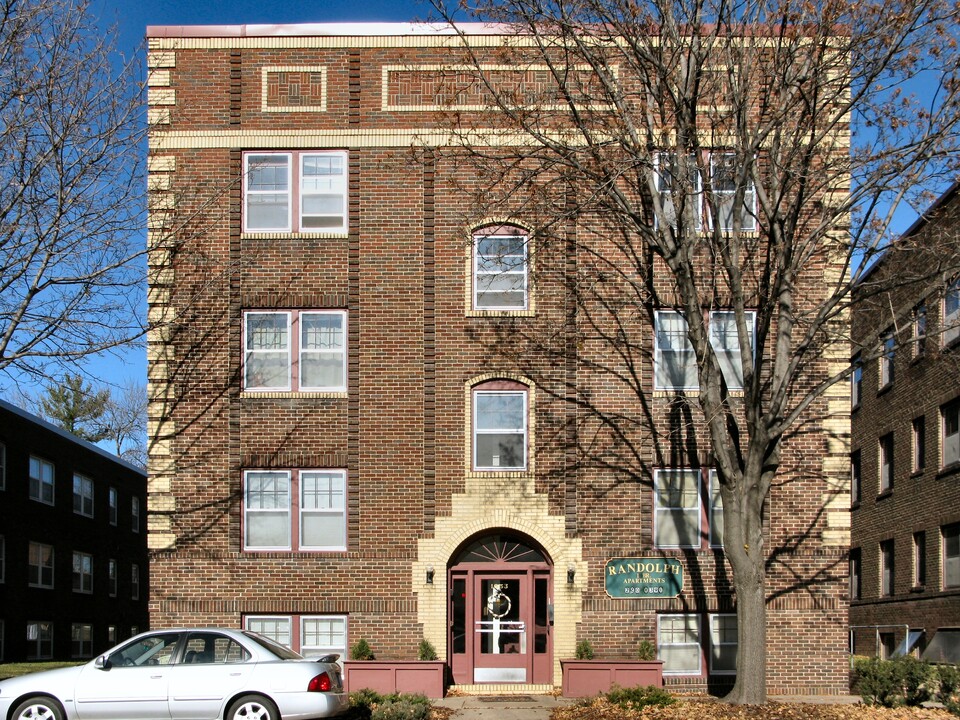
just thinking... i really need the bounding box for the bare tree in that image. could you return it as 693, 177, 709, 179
102, 378, 147, 467
429, 0, 959, 703
0, 0, 145, 385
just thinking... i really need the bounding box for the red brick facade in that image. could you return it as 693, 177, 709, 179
850, 183, 960, 659
146, 24, 850, 694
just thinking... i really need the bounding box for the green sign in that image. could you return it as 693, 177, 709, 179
605, 557, 683, 598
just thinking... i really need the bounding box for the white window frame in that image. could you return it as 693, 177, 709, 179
28, 542, 54, 588
73, 474, 94, 518
708, 613, 738, 675
473, 228, 529, 311
26, 621, 53, 660
880, 329, 895, 388
71, 623, 93, 658
880, 539, 895, 597
708, 470, 724, 548
132, 496, 140, 533
300, 615, 348, 660
107, 625, 117, 645
913, 303, 927, 358
132, 564, 140, 600
944, 277, 960, 346
851, 449, 862, 504
913, 531, 926, 588
944, 523, 960, 590
851, 354, 863, 409
942, 400, 960, 468
850, 547, 862, 600
244, 310, 347, 392
246, 616, 292, 648
245, 614, 348, 661
109, 487, 118, 525
473, 390, 528, 471
879, 433, 894, 494
658, 614, 702, 675
244, 470, 348, 552
654, 311, 696, 391
912, 417, 925, 474
29, 456, 54, 505
73, 551, 93, 594
243, 151, 348, 234
709, 310, 756, 390
654, 469, 702, 549
108, 558, 117, 597
709, 153, 757, 232
654, 153, 702, 232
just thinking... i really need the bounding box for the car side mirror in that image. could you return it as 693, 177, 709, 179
95, 655, 112, 670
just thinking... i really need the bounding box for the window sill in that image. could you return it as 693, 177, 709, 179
877, 383, 893, 397
877, 489, 894, 501
910, 585, 926, 594
850, 500, 861, 511
467, 470, 530, 478
240, 390, 348, 399
467, 309, 536, 318
910, 469, 925, 479
241, 231, 348, 240
937, 462, 960, 479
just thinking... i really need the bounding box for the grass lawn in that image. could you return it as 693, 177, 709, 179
0, 661, 82, 680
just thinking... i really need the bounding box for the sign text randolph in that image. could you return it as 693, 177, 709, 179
604, 557, 683, 598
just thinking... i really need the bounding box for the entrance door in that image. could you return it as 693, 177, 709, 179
449, 565, 553, 685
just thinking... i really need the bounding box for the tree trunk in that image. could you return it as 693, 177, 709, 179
724, 553, 767, 704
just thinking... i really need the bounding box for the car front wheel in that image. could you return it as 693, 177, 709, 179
11, 696, 65, 720
226, 694, 279, 720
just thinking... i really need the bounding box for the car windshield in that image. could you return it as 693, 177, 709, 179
242, 630, 304, 660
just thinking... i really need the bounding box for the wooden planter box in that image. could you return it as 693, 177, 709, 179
560, 659, 664, 698
343, 660, 446, 698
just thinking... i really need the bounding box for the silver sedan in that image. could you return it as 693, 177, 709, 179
0, 628, 348, 720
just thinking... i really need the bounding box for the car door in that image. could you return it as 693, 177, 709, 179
74, 632, 180, 720
167, 632, 254, 720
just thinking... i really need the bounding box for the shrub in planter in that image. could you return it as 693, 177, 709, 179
574, 639, 594, 660
606, 685, 675, 709
637, 640, 656, 661
417, 639, 438, 661
351, 638, 375, 661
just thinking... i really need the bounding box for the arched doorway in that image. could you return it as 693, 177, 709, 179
448, 531, 553, 685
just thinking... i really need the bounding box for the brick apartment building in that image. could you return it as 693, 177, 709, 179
850, 181, 960, 662
145, 23, 851, 694
0, 398, 148, 662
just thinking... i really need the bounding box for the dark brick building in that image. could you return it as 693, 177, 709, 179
146, 23, 851, 694
850, 181, 960, 661
0, 398, 148, 662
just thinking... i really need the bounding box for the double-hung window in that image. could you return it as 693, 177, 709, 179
912, 417, 925, 474
245, 615, 348, 660
109, 487, 118, 525
942, 399, 960, 468
709, 614, 737, 674
654, 310, 755, 391
658, 615, 701, 674
473, 228, 528, 310
710, 153, 757, 232
708, 470, 724, 548
72, 623, 93, 658
132, 496, 140, 533
108, 559, 117, 596
73, 474, 94, 517
73, 551, 93, 593
880, 539, 895, 596
654, 469, 701, 548
244, 310, 347, 392
28, 542, 54, 588
880, 329, 895, 388
132, 564, 140, 600
913, 304, 927, 357
243, 469, 347, 551
29, 456, 54, 505
851, 354, 863, 409
879, 433, 894, 493
655, 153, 702, 231
945, 278, 960, 346
473, 388, 527, 471
26, 621, 53, 660
943, 523, 960, 589
850, 548, 862, 600
244, 151, 348, 233
913, 531, 926, 588
851, 450, 862, 504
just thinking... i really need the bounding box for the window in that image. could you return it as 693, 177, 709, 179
709, 470, 724, 548
880, 632, 897, 660
26, 621, 53, 660
851, 450, 862, 505
912, 417, 925, 474
944, 277, 960, 346
654, 310, 755, 391
658, 615, 701, 674
851, 354, 863, 409
243, 151, 348, 233
879, 433, 894, 494
73, 474, 94, 518
879, 328, 895, 389
72, 623, 93, 658
473, 227, 528, 310
73, 551, 93, 593
850, 548, 862, 600
655, 469, 701, 548
109, 487, 118, 525
28, 542, 54, 588
132, 496, 140, 533
108, 559, 117, 596
0, 442, 5, 490
942, 400, 960, 468
29, 456, 54, 505
913, 303, 927, 357
710, 153, 756, 232
245, 615, 348, 660
107, 625, 117, 645
473, 387, 527, 471
880, 539, 895, 597
913, 531, 926, 588
132, 564, 140, 600
243, 310, 347, 392
944, 523, 960, 589
243, 469, 347, 551
655, 153, 702, 231
709, 614, 737, 674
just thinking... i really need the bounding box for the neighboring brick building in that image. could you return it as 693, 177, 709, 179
0, 398, 148, 662
145, 23, 851, 694
850, 181, 960, 662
